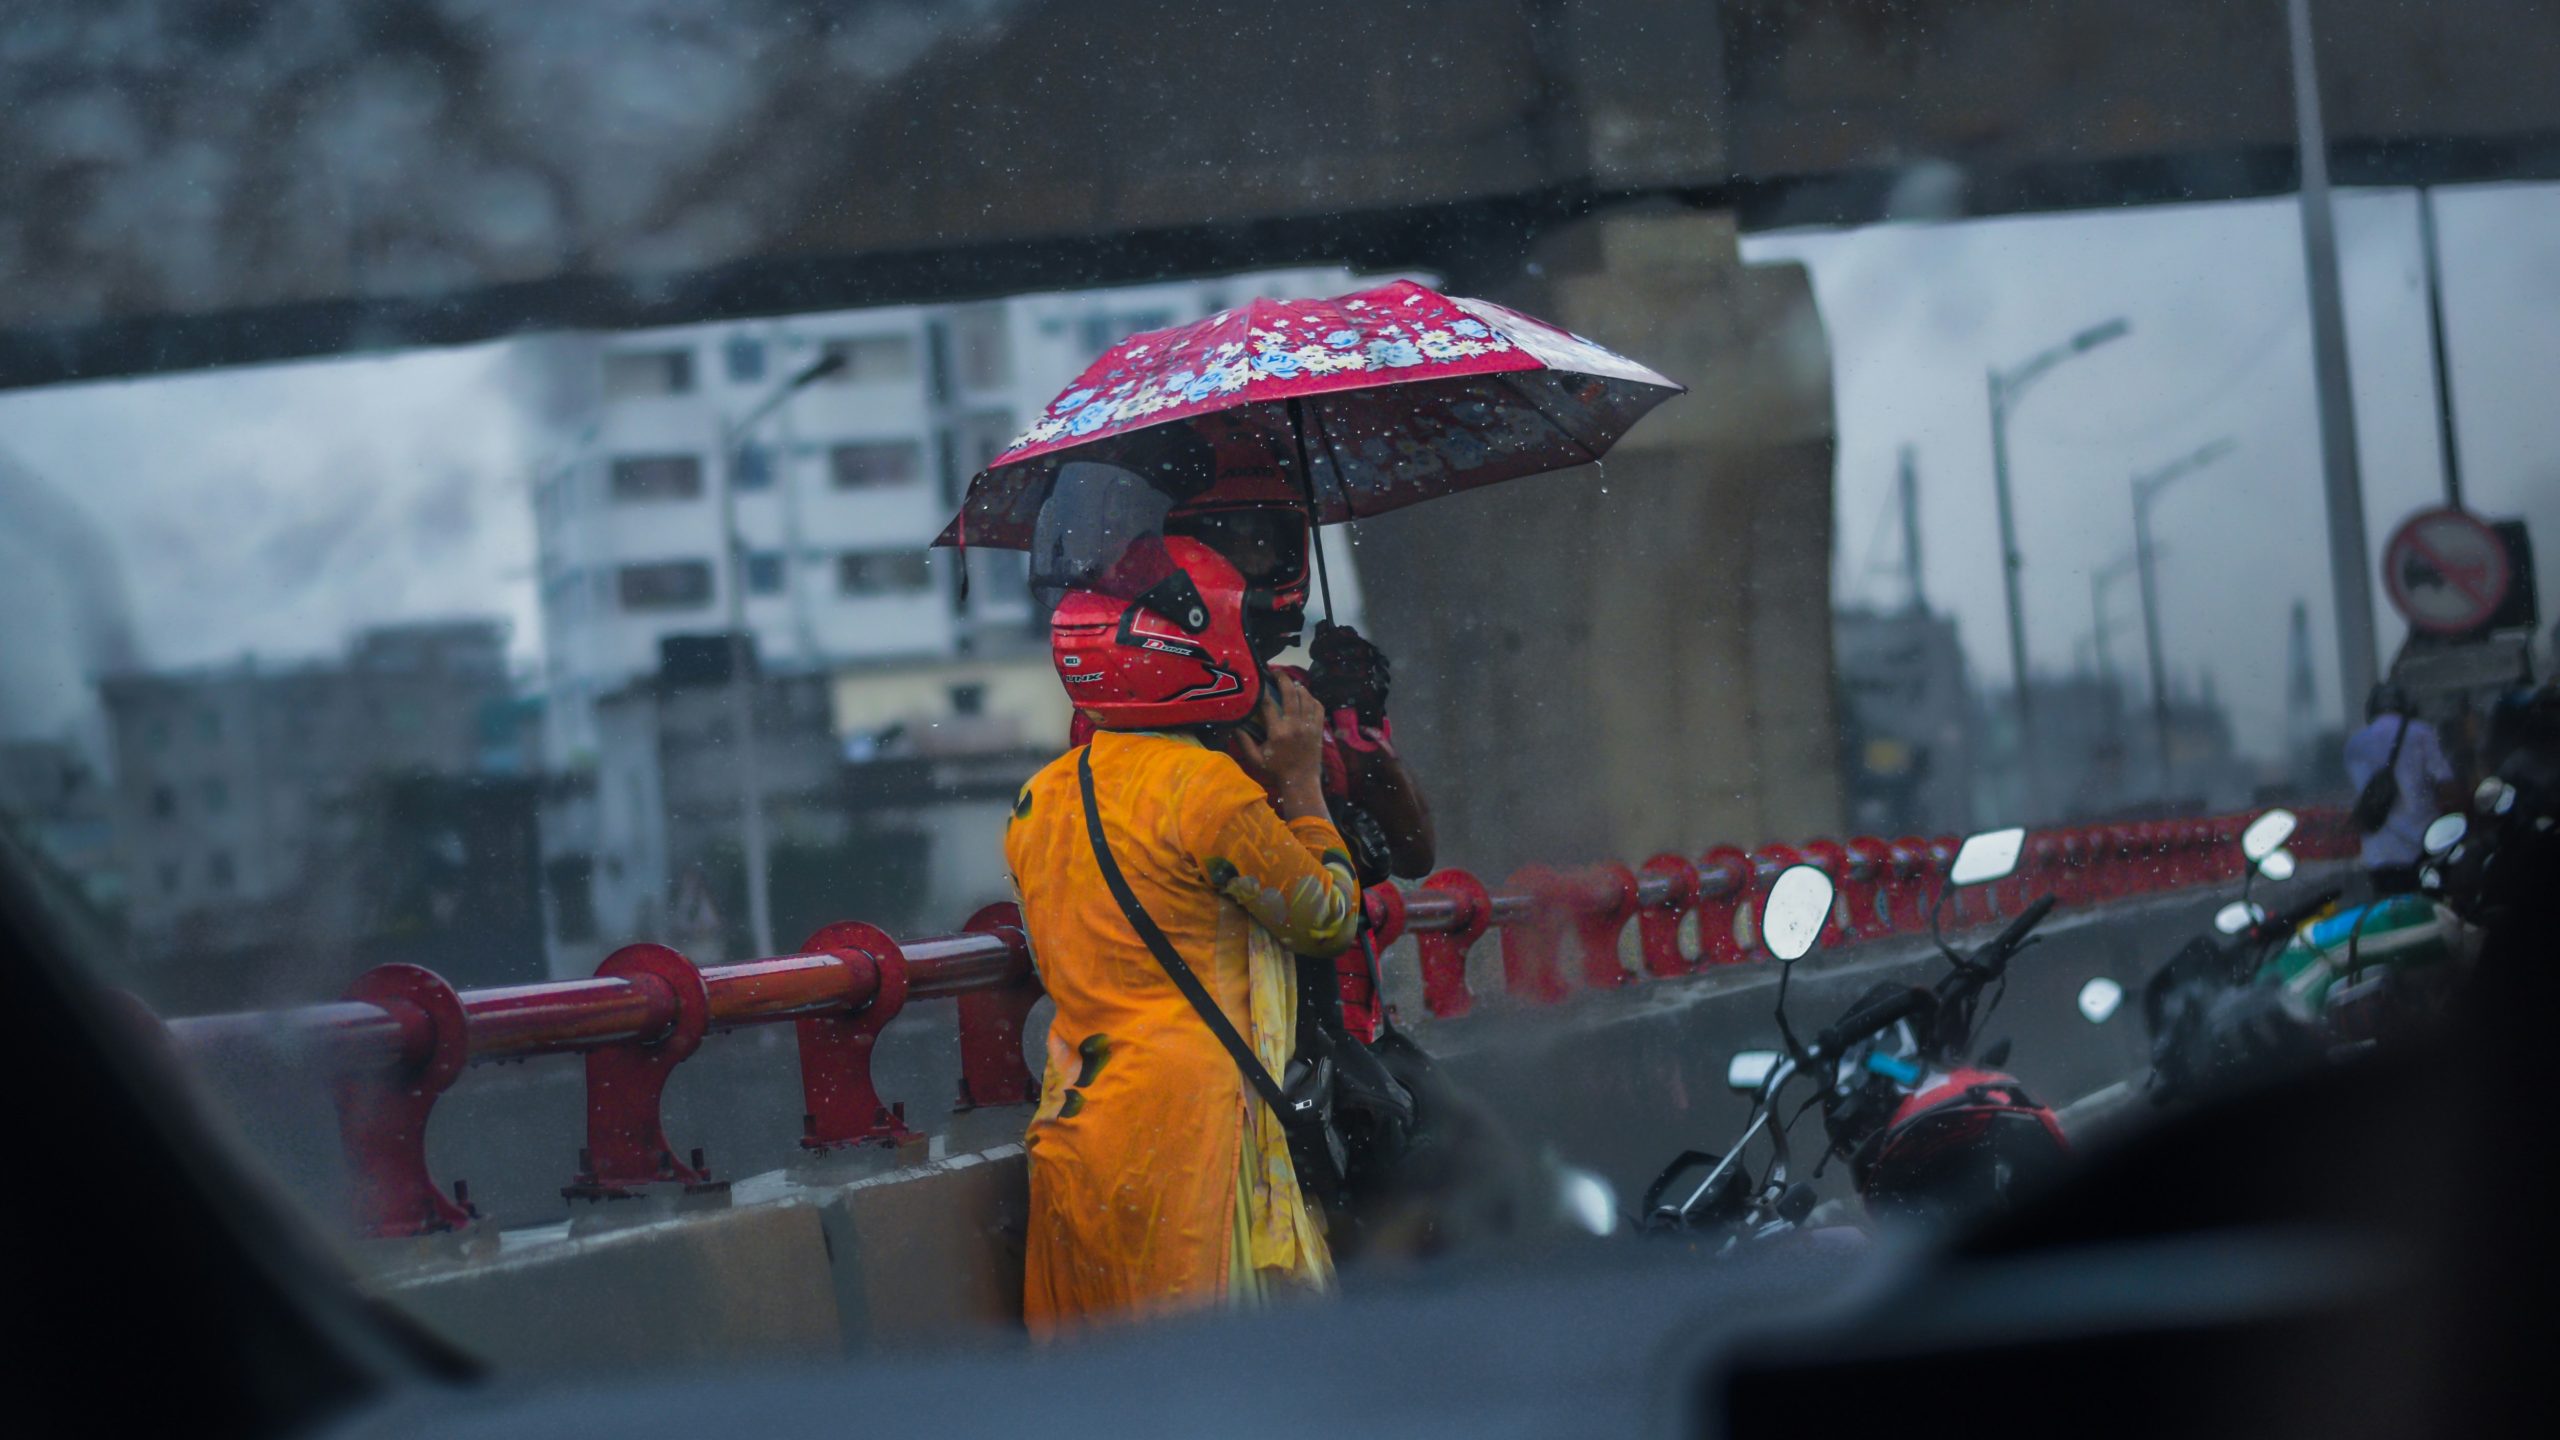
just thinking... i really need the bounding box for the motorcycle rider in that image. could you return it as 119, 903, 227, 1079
2343, 681, 2464, 897
1043, 418, 1440, 1239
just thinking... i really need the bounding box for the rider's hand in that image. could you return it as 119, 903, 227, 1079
1234, 673, 1329, 821
1306, 621, 1391, 724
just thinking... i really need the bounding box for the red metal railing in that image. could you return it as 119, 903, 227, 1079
164, 808, 2352, 1237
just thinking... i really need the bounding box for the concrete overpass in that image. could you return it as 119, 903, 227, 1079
3, 0, 2553, 389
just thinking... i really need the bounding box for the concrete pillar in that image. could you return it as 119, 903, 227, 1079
1362, 208, 1840, 871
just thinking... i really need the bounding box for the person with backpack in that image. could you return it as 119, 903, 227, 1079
2344, 681, 2466, 896
1008, 534, 1363, 1334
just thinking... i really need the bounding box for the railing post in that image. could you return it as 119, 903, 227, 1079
1840, 838, 1891, 938
1500, 864, 1571, 1004
1885, 837, 1933, 935
796, 921, 920, 1151
564, 943, 720, 1201
332, 964, 476, 1238
1743, 845, 1802, 960
1565, 861, 1638, 990
1416, 868, 1492, 1017
2025, 833, 2063, 908
1636, 853, 1700, 976
954, 903, 1042, 1111
1694, 845, 1752, 964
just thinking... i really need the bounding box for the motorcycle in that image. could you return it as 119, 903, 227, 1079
2119, 807, 2342, 1104
2101, 806, 2466, 1103
1640, 826, 2070, 1241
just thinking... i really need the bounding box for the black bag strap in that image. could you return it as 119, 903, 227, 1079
1077, 745, 1311, 1121
2384, 714, 2411, 768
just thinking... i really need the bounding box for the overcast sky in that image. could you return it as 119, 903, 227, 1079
1748, 180, 2560, 755
0, 340, 540, 742
2, 182, 2553, 765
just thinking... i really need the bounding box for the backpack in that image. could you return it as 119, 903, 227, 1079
2351, 716, 2411, 834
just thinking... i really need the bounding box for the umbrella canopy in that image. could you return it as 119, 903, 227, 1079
934, 279, 1682, 549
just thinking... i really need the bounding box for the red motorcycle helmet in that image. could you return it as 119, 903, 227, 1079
1051, 535, 1265, 730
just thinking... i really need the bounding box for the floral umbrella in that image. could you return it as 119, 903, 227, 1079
932, 279, 1682, 549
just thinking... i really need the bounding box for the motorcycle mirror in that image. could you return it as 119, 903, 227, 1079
1947, 827, 2026, 887
2213, 901, 2266, 935
2474, 777, 2517, 817
1760, 865, 1835, 962
2241, 808, 2299, 864
1554, 1165, 1619, 1238
1978, 1036, 2013, 1067
1728, 1050, 1782, 1093
2255, 847, 2298, 882
2077, 976, 2125, 1024
2423, 813, 2468, 857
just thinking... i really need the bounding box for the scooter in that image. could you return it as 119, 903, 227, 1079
1640, 827, 2069, 1241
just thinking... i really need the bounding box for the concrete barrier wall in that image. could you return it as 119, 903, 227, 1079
376, 1129, 1034, 1373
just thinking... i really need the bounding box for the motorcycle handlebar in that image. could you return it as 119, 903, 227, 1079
1979, 894, 2058, 969
1816, 987, 1934, 1058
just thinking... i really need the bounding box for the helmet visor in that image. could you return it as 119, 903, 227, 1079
1029, 460, 1185, 613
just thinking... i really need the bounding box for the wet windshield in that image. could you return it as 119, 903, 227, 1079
2, 1, 2555, 1428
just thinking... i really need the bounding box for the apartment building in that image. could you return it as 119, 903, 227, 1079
528, 269, 1365, 770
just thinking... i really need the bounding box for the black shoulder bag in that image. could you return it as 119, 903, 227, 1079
2352, 716, 2411, 834
1076, 746, 1349, 1200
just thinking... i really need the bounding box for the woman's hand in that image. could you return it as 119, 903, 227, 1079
1233, 673, 1330, 821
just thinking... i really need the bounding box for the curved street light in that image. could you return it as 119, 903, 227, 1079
1988, 317, 2131, 817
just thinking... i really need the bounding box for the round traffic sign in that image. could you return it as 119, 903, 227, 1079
2382, 507, 2512, 635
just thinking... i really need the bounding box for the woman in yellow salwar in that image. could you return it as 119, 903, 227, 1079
1007, 529, 1361, 1335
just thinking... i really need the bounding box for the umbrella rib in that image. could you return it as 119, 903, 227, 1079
1507, 375, 1607, 468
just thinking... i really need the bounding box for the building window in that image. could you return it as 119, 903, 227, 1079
207, 850, 236, 890
158, 860, 181, 895
618, 560, 715, 612
201, 777, 228, 814
150, 784, 176, 820
948, 306, 1011, 391
733, 444, 774, 491
818, 334, 918, 384
603, 349, 694, 398
837, 551, 932, 597
610, 455, 705, 503
145, 716, 171, 751
196, 709, 222, 743
724, 336, 766, 384
950, 683, 987, 716
744, 551, 786, 596
830, 441, 923, 489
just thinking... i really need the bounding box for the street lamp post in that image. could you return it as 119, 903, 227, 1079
2089, 550, 2142, 692
719, 350, 845, 960
2131, 437, 2237, 802
1987, 316, 2130, 818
